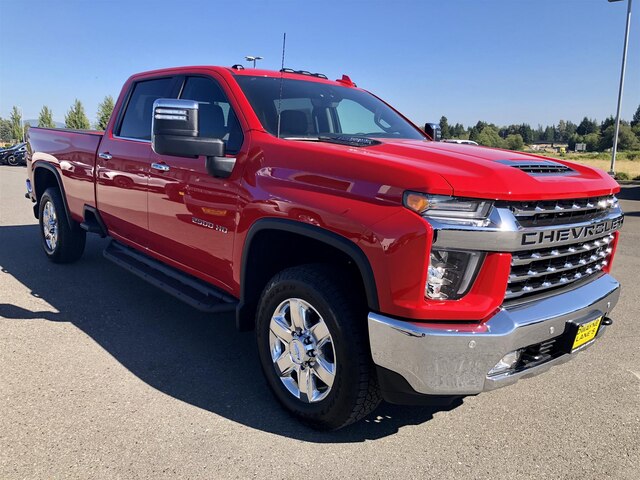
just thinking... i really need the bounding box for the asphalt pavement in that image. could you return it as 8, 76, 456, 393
1, 165, 638, 479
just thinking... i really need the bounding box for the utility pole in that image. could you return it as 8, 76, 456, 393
608, 0, 633, 175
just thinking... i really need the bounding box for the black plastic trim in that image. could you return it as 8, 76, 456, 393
32, 162, 73, 229
376, 366, 463, 406
237, 218, 379, 330
81, 205, 109, 237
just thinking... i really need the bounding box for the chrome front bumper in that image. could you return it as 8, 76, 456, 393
368, 274, 620, 396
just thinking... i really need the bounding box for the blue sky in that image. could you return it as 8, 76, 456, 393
0, 0, 638, 128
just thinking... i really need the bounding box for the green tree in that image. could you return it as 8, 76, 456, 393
584, 133, 601, 152
576, 117, 599, 136
38, 106, 55, 128
499, 125, 516, 139
23, 122, 31, 139
631, 104, 640, 127
505, 134, 524, 151
65, 99, 90, 129
439, 116, 451, 139
448, 123, 466, 138
475, 126, 505, 148
95, 95, 115, 130
469, 121, 489, 142
599, 124, 639, 151
600, 116, 616, 135
543, 126, 555, 143
555, 120, 576, 143
517, 124, 533, 144
0, 118, 11, 142
568, 133, 582, 151
9, 106, 23, 142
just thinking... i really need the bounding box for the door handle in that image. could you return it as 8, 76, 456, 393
98, 152, 112, 160
151, 162, 170, 172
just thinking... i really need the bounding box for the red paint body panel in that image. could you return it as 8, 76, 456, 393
28, 128, 102, 222
26, 66, 622, 323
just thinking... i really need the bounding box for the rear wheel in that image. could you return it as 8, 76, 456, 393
256, 264, 381, 430
39, 187, 86, 263
7, 155, 18, 166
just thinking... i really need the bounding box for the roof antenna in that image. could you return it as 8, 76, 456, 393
276, 32, 286, 139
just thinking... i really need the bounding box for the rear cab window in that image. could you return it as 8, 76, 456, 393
117, 77, 175, 140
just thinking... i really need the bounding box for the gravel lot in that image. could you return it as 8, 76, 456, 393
1, 164, 638, 479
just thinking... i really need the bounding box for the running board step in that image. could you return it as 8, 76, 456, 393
103, 241, 237, 313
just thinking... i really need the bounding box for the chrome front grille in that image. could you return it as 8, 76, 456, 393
499, 195, 618, 227
428, 193, 623, 303
506, 233, 614, 300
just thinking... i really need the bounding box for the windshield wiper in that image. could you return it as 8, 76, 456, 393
282, 135, 381, 147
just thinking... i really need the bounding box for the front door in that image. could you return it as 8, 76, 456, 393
96, 76, 179, 247
147, 75, 246, 290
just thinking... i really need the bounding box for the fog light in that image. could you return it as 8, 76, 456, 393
488, 350, 522, 376
426, 249, 484, 300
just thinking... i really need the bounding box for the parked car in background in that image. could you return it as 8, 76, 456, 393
0, 142, 27, 166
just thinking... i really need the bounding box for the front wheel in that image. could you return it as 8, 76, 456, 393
256, 265, 381, 430
6, 155, 18, 166
39, 187, 86, 263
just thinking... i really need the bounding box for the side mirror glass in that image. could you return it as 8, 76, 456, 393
424, 123, 442, 141
151, 98, 235, 178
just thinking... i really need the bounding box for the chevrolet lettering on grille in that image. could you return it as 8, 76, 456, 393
521, 216, 624, 247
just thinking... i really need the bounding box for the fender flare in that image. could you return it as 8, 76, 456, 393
32, 162, 74, 229
237, 218, 380, 330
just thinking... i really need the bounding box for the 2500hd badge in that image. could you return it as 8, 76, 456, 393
521, 216, 624, 246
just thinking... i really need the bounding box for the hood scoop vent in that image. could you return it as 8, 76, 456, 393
496, 159, 575, 176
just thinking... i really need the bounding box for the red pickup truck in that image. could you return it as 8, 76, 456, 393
26, 65, 623, 430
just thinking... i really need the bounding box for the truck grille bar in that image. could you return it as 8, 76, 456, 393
499, 195, 618, 227
506, 233, 614, 300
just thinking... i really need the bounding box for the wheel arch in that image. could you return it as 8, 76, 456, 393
237, 218, 379, 331
32, 163, 73, 229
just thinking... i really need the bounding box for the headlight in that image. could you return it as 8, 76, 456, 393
403, 192, 493, 223
426, 249, 484, 300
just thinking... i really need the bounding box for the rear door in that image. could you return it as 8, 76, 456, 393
146, 74, 246, 289
97, 76, 180, 246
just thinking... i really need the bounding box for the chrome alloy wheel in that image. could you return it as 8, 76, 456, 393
269, 298, 336, 403
42, 200, 58, 252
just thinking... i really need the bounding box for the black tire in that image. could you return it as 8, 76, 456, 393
7, 155, 18, 166
38, 187, 86, 263
256, 264, 381, 430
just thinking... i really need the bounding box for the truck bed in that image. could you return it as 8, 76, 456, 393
28, 127, 103, 222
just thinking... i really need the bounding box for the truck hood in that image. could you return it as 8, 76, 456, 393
363, 139, 620, 201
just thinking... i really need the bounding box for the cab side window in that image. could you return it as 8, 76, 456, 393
180, 77, 244, 154
118, 77, 174, 140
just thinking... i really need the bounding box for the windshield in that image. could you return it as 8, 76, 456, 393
235, 76, 425, 140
